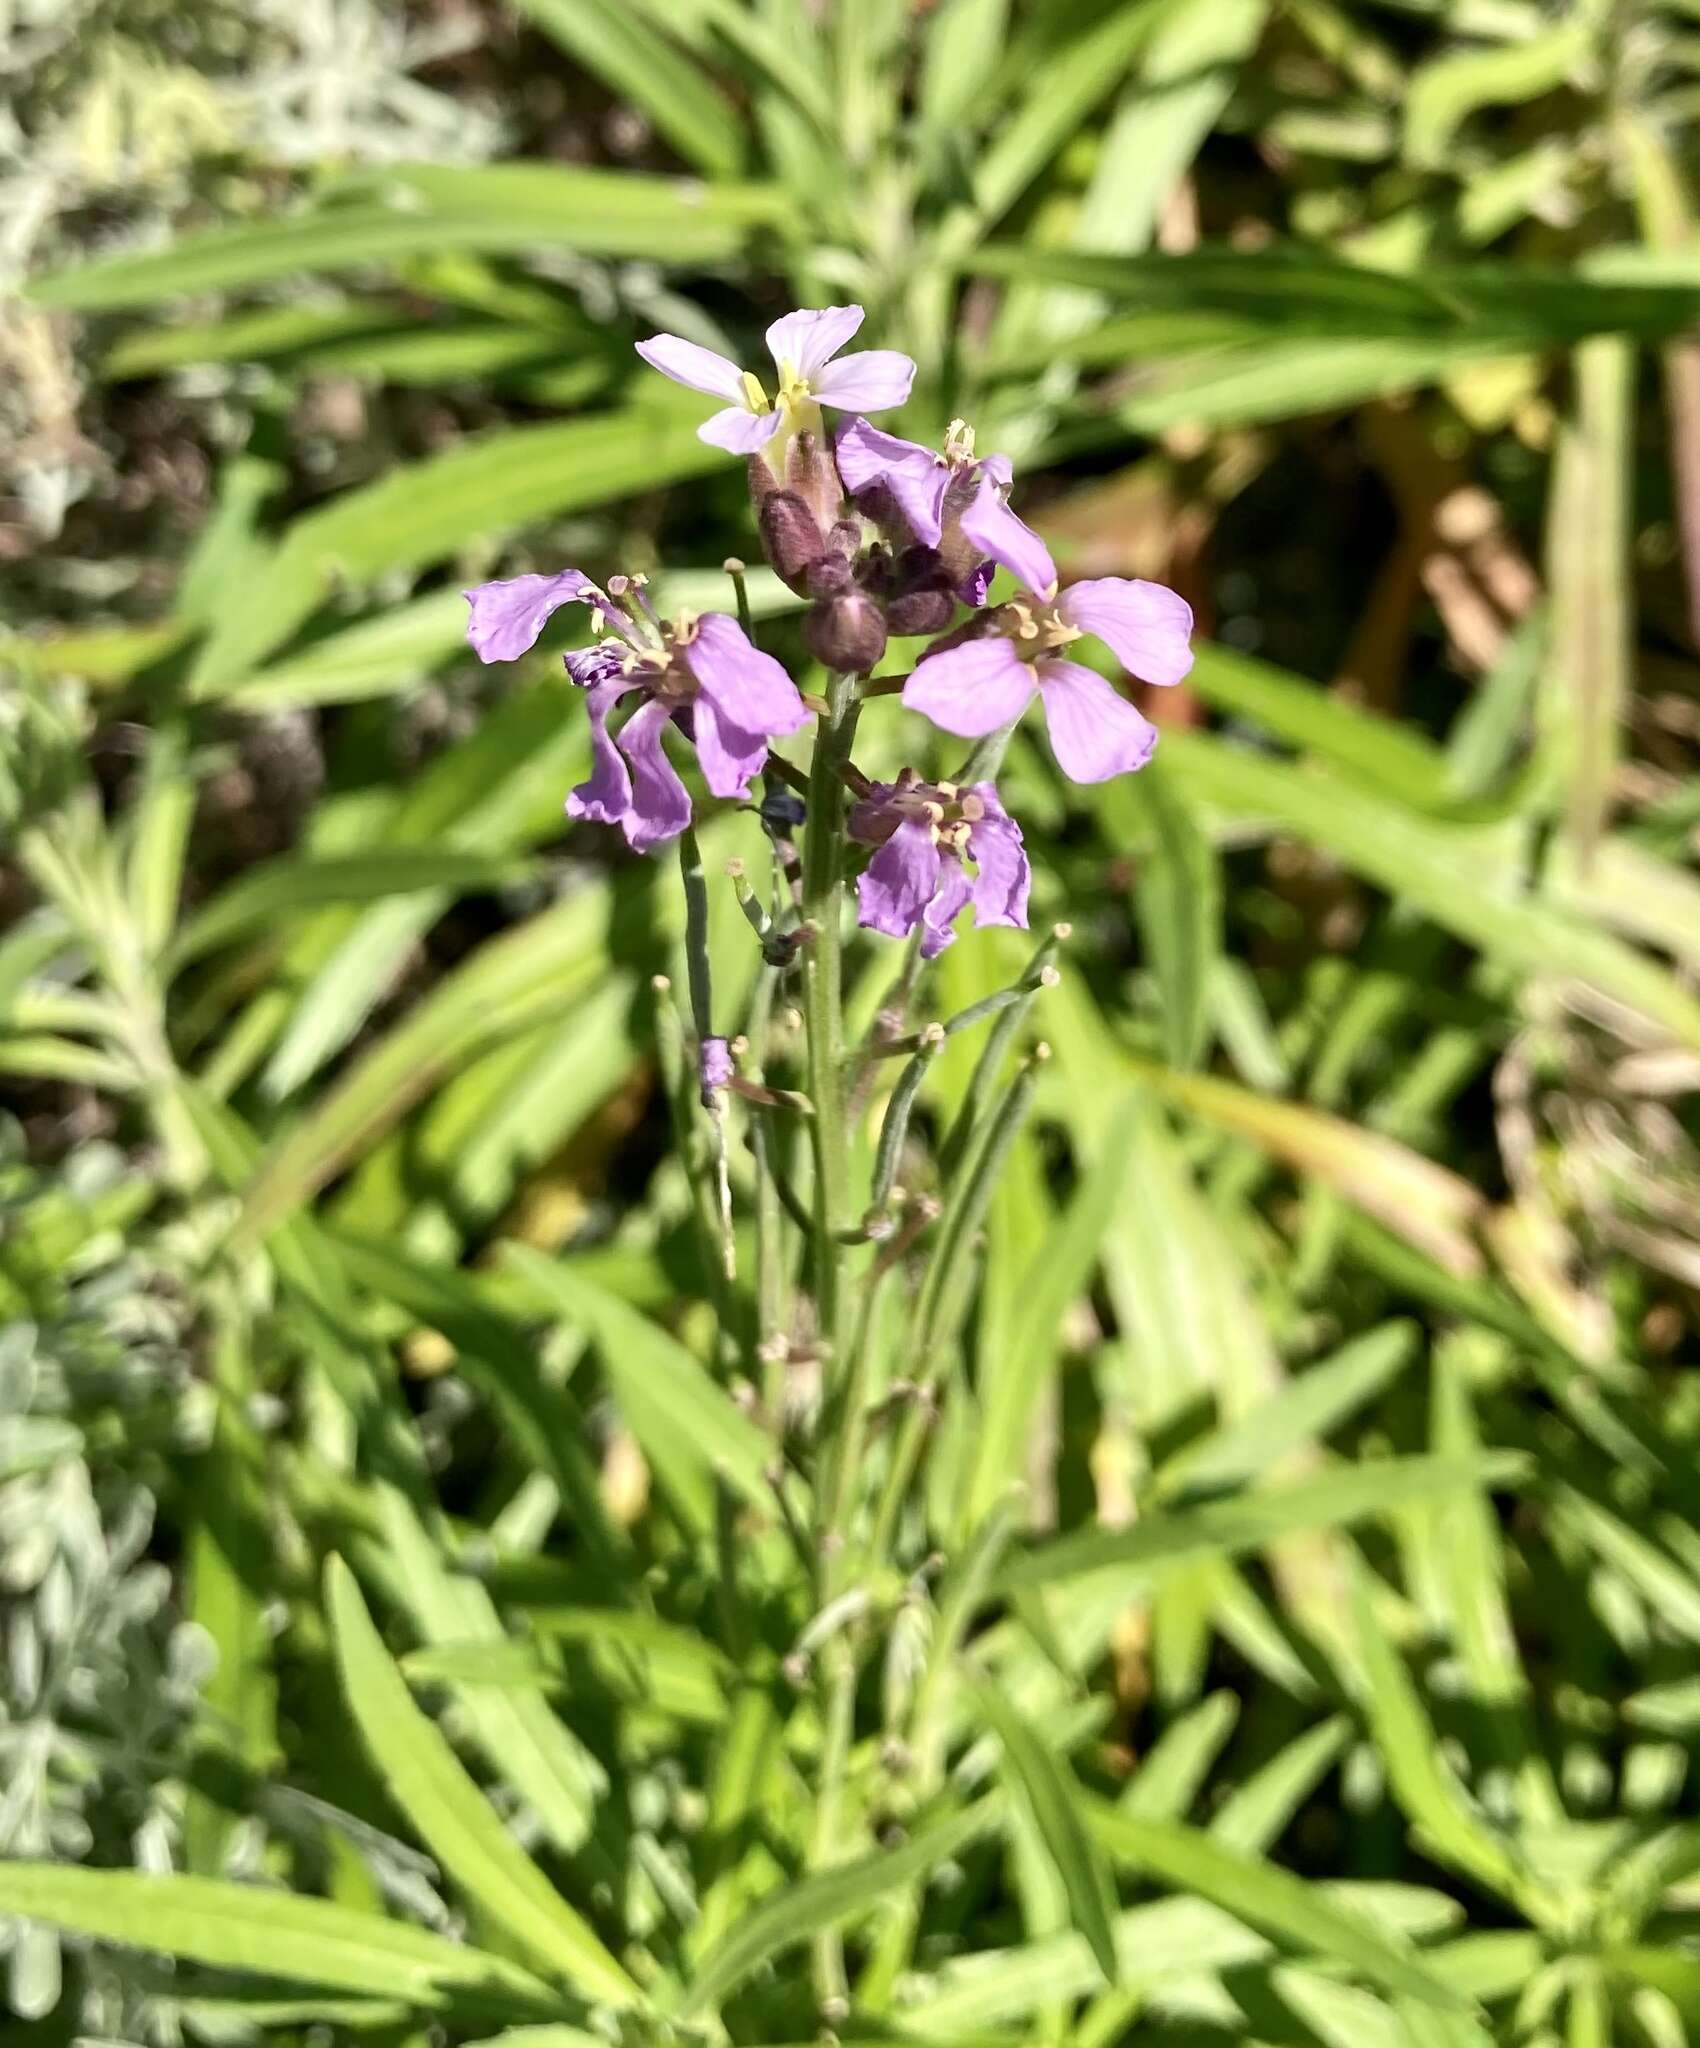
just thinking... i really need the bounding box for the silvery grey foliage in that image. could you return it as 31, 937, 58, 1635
0, 1122, 208, 2036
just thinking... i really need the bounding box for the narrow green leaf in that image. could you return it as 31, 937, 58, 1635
501, 1247, 774, 1538
1089, 1810, 1467, 2011
1005, 1454, 1528, 1589
976, 1682, 1120, 1984
510, 0, 745, 176
1155, 1322, 1420, 1501
324, 1558, 638, 2007
0, 1864, 555, 2010
1545, 336, 1633, 868
32, 164, 780, 308
169, 850, 527, 970
1350, 1562, 1531, 1907
678, 1803, 997, 2019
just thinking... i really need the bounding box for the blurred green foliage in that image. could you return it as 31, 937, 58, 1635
4, 0, 1700, 2044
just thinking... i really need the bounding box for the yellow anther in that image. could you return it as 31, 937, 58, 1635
741, 370, 771, 414
944, 418, 977, 464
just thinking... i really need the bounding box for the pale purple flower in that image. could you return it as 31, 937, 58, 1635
836, 416, 1049, 606
902, 569, 1194, 785
463, 570, 809, 851
850, 770, 1030, 958
699, 1036, 734, 1096
636, 306, 915, 454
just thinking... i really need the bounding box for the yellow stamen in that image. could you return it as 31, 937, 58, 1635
741, 370, 771, 414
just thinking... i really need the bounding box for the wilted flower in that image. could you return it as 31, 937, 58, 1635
463, 570, 808, 850
836, 416, 1049, 606
850, 770, 1030, 958
900, 505, 1194, 782
637, 306, 916, 453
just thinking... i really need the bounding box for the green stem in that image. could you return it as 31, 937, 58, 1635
799, 672, 860, 1368
808, 1636, 857, 2015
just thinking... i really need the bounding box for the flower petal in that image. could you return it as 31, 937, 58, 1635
957, 474, 1057, 599
965, 786, 1031, 930
1036, 658, 1159, 783
564, 640, 628, 688
684, 613, 810, 737
920, 862, 974, 957
765, 304, 864, 377
857, 818, 942, 941
903, 634, 1037, 738
634, 332, 746, 401
810, 349, 917, 413
1059, 576, 1194, 687
465, 570, 601, 662
699, 405, 785, 453
614, 697, 694, 850
565, 676, 639, 828
691, 692, 769, 799
835, 418, 949, 545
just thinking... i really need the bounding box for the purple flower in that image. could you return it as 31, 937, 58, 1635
699, 1036, 734, 1097
850, 770, 1030, 958
901, 569, 1194, 784
636, 306, 915, 454
836, 417, 1049, 606
463, 570, 809, 851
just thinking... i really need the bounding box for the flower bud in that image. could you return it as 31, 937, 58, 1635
886, 582, 955, 635
806, 551, 853, 597
785, 429, 847, 536
804, 589, 888, 675
754, 485, 828, 594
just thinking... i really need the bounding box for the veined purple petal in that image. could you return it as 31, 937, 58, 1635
1036, 658, 1158, 783
699, 1035, 734, 1094
691, 692, 769, 799
958, 475, 1057, 599
684, 613, 809, 738
766, 304, 863, 377
615, 698, 694, 850
857, 818, 942, 941
564, 640, 628, 688
920, 862, 974, 958
811, 349, 917, 413
699, 405, 784, 453
965, 788, 1030, 930
1060, 576, 1195, 687
635, 332, 746, 401
978, 453, 1014, 489
835, 418, 950, 545
465, 570, 601, 663
565, 676, 640, 828
903, 634, 1037, 738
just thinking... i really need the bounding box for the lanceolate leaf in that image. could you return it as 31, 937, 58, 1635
0, 1864, 557, 2010
974, 1681, 1120, 1984
1003, 1454, 1527, 1589
324, 1558, 639, 2008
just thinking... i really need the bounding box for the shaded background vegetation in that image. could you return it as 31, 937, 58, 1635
5, 0, 1700, 2043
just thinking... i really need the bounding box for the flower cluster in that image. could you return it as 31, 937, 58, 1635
464, 305, 1195, 954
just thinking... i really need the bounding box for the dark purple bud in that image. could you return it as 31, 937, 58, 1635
804, 590, 888, 674
886, 584, 956, 636
806, 552, 853, 597
755, 486, 829, 595
785, 430, 847, 535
